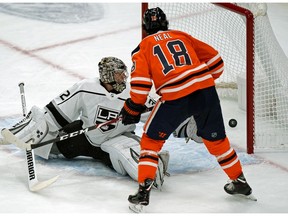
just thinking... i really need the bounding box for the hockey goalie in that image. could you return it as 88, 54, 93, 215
1, 56, 169, 190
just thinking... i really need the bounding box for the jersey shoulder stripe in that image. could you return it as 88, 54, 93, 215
131, 45, 140, 56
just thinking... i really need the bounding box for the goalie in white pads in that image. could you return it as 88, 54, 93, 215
1, 57, 169, 189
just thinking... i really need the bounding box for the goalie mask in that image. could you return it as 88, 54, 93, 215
98, 57, 128, 93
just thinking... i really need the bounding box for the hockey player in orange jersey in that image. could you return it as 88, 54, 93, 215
119, 7, 255, 212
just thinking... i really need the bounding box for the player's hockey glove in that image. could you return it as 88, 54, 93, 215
120, 98, 146, 125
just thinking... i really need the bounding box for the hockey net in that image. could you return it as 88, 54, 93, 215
143, 3, 288, 153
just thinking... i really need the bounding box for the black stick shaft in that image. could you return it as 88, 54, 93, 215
31, 117, 121, 149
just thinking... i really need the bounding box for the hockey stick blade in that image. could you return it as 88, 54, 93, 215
1, 129, 28, 150
29, 175, 59, 192
1, 129, 59, 191
129, 203, 145, 213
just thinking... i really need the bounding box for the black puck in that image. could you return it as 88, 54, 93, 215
229, 119, 237, 128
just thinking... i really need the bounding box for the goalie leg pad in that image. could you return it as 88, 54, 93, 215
154, 150, 170, 190
101, 132, 170, 187
100, 133, 140, 181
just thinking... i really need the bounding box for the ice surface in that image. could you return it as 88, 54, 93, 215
0, 3, 287, 214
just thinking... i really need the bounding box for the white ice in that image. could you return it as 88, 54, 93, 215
0, 3, 288, 215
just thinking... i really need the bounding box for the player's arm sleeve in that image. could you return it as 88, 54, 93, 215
45, 81, 84, 127
191, 37, 224, 80
130, 45, 153, 105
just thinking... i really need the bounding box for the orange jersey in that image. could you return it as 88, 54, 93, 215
130, 30, 224, 104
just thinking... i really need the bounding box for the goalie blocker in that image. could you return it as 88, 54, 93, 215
173, 116, 203, 143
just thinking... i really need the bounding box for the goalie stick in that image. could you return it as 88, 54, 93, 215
18, 82, 59, 191
1, 129, 59, 191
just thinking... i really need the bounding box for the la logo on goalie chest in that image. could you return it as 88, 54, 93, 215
96, 107, 118, 133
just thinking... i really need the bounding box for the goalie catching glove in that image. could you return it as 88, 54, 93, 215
120, 98, 146, 125
173, 116, 203, 143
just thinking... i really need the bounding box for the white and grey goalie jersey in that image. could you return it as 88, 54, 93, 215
44, 78, 146, 147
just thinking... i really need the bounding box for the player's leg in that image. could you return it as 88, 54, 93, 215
193, 86, 253, 197
129, 99, 190, 206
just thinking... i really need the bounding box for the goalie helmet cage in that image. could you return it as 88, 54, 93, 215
141, 3, 288, 154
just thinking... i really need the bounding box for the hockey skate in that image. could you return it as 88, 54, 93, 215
154, 150, 170, 190
128, 178, 154, 213
224, 173, 257, 201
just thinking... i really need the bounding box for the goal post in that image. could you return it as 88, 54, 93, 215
214, 3, 255, 154
141, 3, 288, 154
